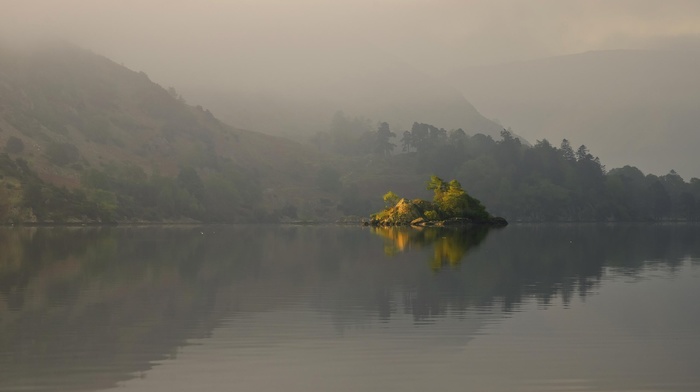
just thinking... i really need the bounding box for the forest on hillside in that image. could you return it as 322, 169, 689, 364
1, 45, 698, 224
313, 114, 700, 222
3, 111, 699, 223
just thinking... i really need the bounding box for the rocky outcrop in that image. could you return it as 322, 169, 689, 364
369, 199, 425, 226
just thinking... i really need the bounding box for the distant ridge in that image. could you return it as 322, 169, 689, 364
181, 61, 510, 142
445, 49, 700, 178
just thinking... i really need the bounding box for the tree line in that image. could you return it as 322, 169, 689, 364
4, 111, 699, 223
0, 152, 273, 223
310, 114, 700, 221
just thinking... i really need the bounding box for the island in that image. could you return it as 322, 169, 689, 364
367, 176, 507, 227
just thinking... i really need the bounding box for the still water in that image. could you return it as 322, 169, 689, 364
1, 224, 699, 392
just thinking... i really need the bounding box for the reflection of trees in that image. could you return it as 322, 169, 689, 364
357, 224, 700, 319
473, 224, 698, 308
371, 226, 492, 270
0, 224, 698, 390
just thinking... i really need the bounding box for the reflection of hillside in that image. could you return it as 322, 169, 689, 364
0, 227, 269, 392
0, 224, 698, 391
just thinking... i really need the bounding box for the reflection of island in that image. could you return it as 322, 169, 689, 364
372, 226, 492, 270
1, 224, 699, 391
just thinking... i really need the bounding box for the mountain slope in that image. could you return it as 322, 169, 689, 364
445, 49, 700, 178
0, 43, 326, 222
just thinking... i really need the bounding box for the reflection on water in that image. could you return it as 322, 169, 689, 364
371, 226, 493, 270
0, 224, 699, 392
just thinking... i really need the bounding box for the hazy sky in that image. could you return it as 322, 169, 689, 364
3, 0, 700, 88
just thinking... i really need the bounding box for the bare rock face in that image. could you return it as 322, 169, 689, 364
371, 198, 423, 226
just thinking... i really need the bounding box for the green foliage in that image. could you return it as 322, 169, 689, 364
409, 122, 448, 152
189, 164, 263, 221
383, 191, 400, 207
80, 163, 210, 221
372, 176, 497, 226
378, 122, 700, 221
424, 210, 439, 221
86, 189, 118, 221
8, 143, 264, 223
0, 154, 27, 180
21, 178, 114, 222
427, 176, 489, 220
426, 175, 448, 194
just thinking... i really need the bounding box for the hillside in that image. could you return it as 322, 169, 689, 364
445, 49, 700, 178
2, 44, 699, 224
0, 43, 332, 223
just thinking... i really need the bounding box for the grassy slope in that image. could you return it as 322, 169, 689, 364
0, 44, 342, 221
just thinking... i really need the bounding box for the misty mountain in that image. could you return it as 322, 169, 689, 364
445, 49, 700, 178
180, 62, 506, 141
0, 43, 328, 222
2, 43, 698, 224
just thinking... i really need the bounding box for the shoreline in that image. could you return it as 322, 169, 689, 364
3, 220, 700, 229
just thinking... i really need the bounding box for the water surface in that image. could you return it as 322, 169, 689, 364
1, 224, 699, 391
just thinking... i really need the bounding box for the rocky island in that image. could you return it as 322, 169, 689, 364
367, 176, 507, 227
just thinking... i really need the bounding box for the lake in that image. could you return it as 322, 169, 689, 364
1, 224, 699, 392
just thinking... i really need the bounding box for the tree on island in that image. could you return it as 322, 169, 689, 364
427, 176, 489, 221
383, 191, 400, 207
369, 175, 505, 226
